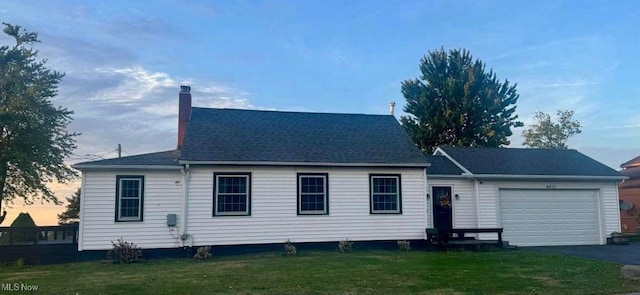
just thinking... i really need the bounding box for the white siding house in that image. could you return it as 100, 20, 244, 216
77, 166, 428, 251
74, 87, 626, 253
74, 86, 432, 253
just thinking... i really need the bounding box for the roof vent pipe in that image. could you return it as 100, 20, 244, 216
389, 101, 396, 116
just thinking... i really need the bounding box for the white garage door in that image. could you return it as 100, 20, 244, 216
499, 189, 600, 246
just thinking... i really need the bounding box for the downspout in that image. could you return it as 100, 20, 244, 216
474, 179, 480, 228
180, 164, 190, 247
78, 171, 86, 252
423, 168, 428, 230
615, 180, 622, 232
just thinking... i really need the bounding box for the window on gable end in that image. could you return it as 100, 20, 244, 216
115, 175, 144, 222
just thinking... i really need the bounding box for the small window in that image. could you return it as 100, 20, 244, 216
115, 175, 144, 222
298, 173, 329, 215
214, 173, 251, 216
370, 174, 401, 214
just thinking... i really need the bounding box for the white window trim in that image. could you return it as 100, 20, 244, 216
298, 174, 328, 215
117, 177, 143, 221
214, 174, 250, 216
370, 175, 401, 214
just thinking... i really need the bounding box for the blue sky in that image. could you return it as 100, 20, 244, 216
2, 0, 639, 224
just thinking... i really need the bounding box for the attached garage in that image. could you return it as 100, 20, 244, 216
431, 147, 626, 247
499, 189, 600, 246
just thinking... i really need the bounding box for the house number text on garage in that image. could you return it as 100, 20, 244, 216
546, 184, 556, 189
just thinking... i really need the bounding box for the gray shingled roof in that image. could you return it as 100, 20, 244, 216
438, 147, 622, 177
179, 108, 429, 165
425, 155, 464, 175
73, 150, 180, 167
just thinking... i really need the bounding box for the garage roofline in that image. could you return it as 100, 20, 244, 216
469, 174, 628, 181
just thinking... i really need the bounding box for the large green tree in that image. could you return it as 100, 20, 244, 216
400, 48, 523, 153
0, 23, 78, 224
57, 188, 80, 224
522, 110, 582, 149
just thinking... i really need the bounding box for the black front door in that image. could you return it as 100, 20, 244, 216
432, 186, 453, 230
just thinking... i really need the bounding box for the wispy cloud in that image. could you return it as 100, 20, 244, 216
518, 80, 599, 89
486, 36, 605, 62
516, 77, 598, 114
104, 17, 189, 41
161, 0, 218, 17
62, 66, 256, 158
90, 67, 176, 102
590, 124, 640, 130
278, 36, 361, 68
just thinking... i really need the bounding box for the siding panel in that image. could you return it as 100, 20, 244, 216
80, 170, 182, 250
187, 167, 426, 246
602, 183, 622, 236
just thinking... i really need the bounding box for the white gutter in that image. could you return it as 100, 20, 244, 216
180, 164, 190, 247
469, 174, 627, 181
427, 172, 625, 181
427, 174, 467, 179
72, 165, 182, 170
178, 160, 430, 168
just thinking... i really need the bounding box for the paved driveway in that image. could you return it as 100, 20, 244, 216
522, 242, 640, 265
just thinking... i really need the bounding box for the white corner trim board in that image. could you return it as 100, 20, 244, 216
432, 147, 473, 175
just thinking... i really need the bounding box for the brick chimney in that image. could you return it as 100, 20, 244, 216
177, 85, 191, 149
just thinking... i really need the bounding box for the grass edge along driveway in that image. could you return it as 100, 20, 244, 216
1, 250, 638, 294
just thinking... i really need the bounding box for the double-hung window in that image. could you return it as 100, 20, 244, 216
369, 174, 401, 214
297, 173, 328, 215
115, 175, 144, 222
214, 173, 251, 216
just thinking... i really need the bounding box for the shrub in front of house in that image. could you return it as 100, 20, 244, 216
397, 240, 411, 252
338, 239, 353, 253
284, 239, 297, 255
13, 257, 25, 267
194, 246, 212, 260
107, 238, 143, 263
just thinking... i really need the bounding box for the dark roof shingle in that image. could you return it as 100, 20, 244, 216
180, 108, 429, 165
425, 155, 464, 175
438, 147, 622, 177
73, 150, 180, 167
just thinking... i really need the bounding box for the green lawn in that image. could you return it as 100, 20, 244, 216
0, 250, 637, 294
